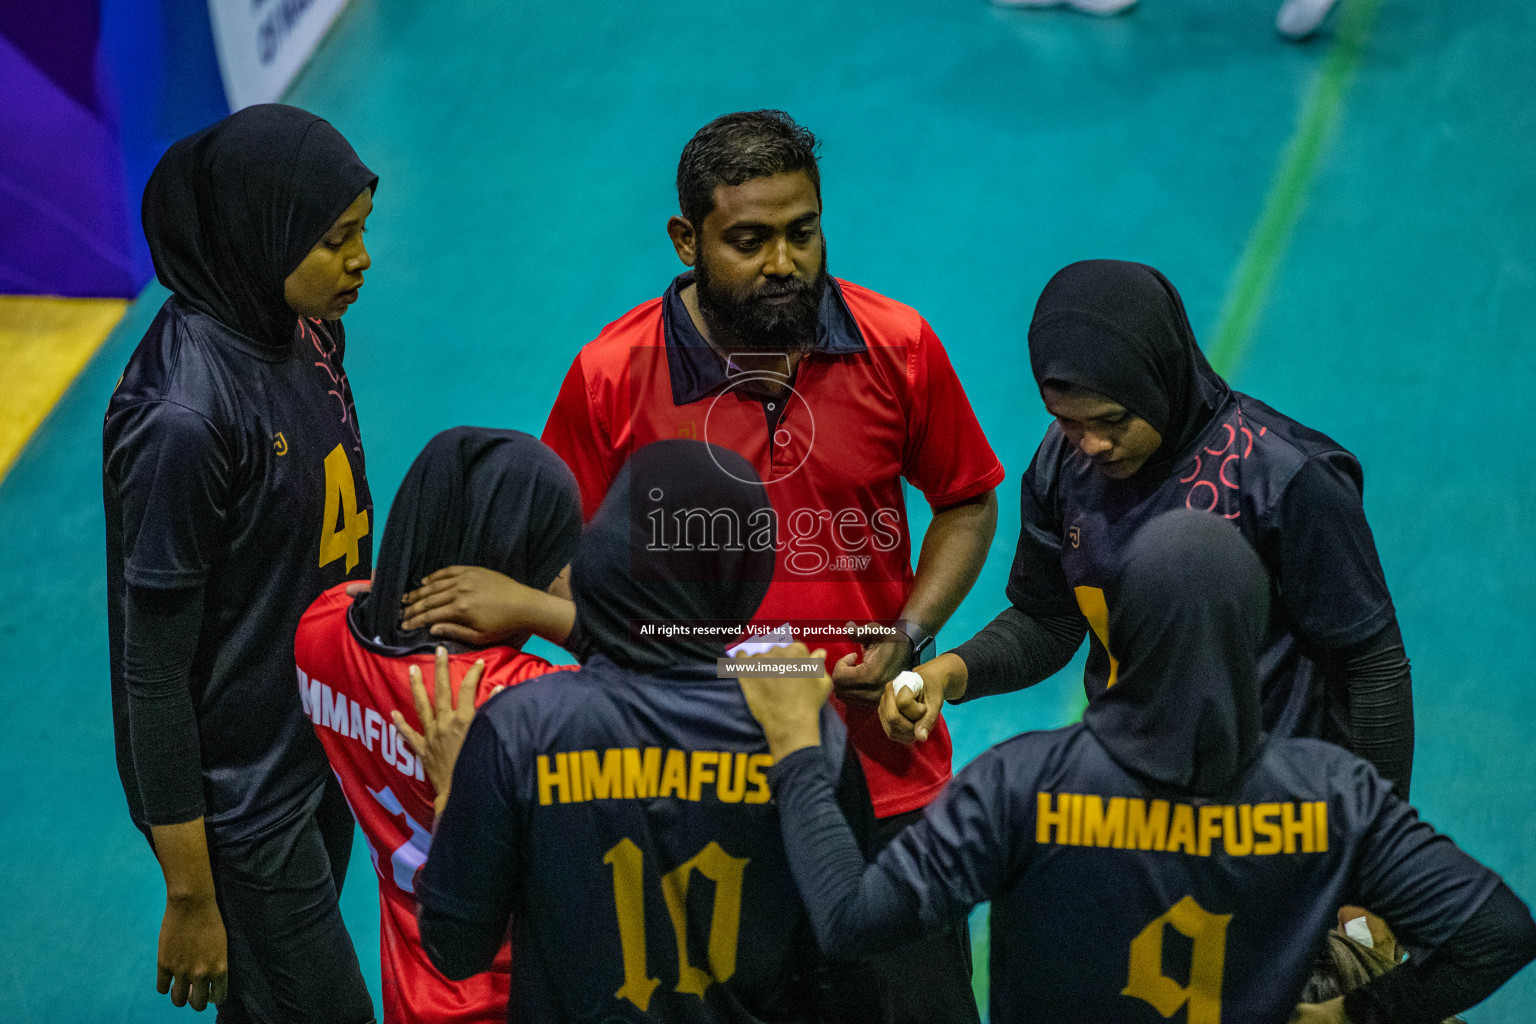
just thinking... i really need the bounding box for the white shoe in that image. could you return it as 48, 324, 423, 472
991, 0, 1139, 16
1276, 0, 1341, 39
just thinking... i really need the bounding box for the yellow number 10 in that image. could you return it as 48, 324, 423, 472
319, 443, 369, 573
602, 838, 749, 1012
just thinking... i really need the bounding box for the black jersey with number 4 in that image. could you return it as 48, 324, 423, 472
1010, 391, 1396, 746
417, 653, 868, 1023
104, 296, 373, 840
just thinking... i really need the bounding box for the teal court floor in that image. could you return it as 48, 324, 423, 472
2, 0, 1532, 1019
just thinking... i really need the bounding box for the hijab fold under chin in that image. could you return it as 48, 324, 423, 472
1028, 260, 1228, 481
1084, 510, 1269, 798
142, 103, 377, 349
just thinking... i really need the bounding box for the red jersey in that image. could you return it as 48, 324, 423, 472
542, 275, 1004, 816
295, 583, 566, 1024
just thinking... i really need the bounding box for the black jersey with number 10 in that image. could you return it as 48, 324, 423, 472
417, 653, 868, 1023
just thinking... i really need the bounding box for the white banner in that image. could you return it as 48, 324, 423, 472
206, 0, 351, 111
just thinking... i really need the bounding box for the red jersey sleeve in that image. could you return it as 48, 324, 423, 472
542, 355, 619, 522
902, 321, 1006, 509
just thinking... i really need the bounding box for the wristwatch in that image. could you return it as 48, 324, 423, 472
891, 618, 936, 666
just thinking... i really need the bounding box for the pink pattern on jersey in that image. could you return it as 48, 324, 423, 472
1181, 409, 1265, 521
300, 317, 363, 453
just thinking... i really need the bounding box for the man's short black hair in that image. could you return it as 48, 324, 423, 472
676, 111, 821, 229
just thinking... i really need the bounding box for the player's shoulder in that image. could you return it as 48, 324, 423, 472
1235, 392, 1358, 469
968, 724, 1087, 787
582, 295, 667, 363
834, 278, 927, 341
110, 297, 243, 428
478, 660, 600, 727
297, 582, 355, 636
1251, 736, 1379, 804
294, 585, 364, 677
1229, 393, 1368, 515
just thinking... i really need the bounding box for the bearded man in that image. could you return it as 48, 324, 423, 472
536, 110, 1004, 1020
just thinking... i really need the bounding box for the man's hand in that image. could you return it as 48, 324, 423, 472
401, 566, 572, 646
391, 646, 486, 815
734, 643, 832, 761
1290, 996, 1348, 1023
149, 819, 228, 1011
830, 631, 910, 703
878, 653, 965, 745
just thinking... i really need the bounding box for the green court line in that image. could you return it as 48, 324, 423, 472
1206, 0, 1384, 377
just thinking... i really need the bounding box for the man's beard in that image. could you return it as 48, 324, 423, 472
694, 243, 828, 352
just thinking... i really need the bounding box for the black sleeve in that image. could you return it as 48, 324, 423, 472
1348, 763, 1503, 956
416, 713, 522, 980
1337, 621, 1414, 799
1343, 882, 1536, 1024
831, 725, 881, 862
1001, 440, 1079, 618
1271, 453, 1396, 650
949, 607, 1085, 702
949, 438, 1086, 700
106, 401, 232, 590
771, 746, 1013, 959
770, 748, 925, 958
125, 584, 207, 825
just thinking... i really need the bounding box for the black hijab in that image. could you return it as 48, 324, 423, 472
571, 440, 777, 673
1083, 509, 1268, 798
1028, 260, 1228, 480
142, 103, 378, 349
351, 428, 582, 654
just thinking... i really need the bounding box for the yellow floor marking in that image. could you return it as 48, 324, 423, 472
0, 295, 128, 482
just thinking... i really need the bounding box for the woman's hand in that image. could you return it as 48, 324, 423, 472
878, 654, 963, 745
401, 566, 572, 646
734, 643, 832, 760
391, 646, 486, 815
158, 891, 228, 1011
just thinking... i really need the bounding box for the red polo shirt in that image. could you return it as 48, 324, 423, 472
542, 272, 1004, 816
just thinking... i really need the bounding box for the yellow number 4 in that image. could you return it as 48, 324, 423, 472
319, 443, 369, 573
1123, 895, 1231, 1023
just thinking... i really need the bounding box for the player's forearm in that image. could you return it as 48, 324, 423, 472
902, 490, 997, 634
1339, 621, 1415, 799
1344, 882, 1536, 1024
770, 748, 923, 958
125, 585, 208, 824
528, 590, 575, 645
947, 606, 1085, 702
150, 819, 218, 904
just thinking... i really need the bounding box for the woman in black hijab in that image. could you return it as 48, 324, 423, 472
415, 440, 884, 1022
895, 259, 1415, 802
568, 439, 777, 672
743, 509, 1536, 1024
294, 427, 581, 1024
350, 428, 581, 654
103, 104, 379, 1019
